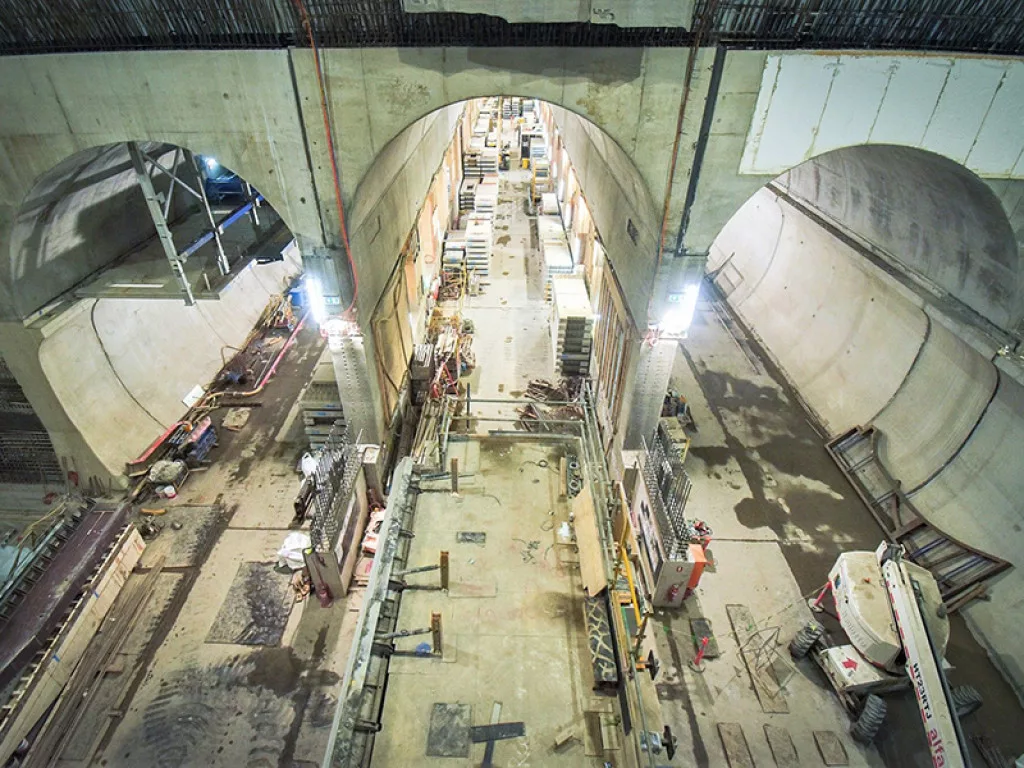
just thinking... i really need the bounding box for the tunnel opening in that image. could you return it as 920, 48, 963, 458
4, 141, 306, 488
348, 94, 659, 464
696, 143, 1024, 753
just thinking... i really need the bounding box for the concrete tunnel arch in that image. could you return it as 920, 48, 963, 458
346, 96, 662, 324
3, 141, 306, 486
705, 142, 1024, 697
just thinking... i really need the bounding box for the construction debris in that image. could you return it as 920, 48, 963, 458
221, 407, 252, 432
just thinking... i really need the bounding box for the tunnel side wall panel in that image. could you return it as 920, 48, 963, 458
871, 319, 998, 491
911, 371, 1024, 698
780, 148, 1022, 330
39, 256, 300, 476
709, 187, 925, 433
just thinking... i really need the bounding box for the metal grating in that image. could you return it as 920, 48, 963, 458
0, 0, 1022, 55
0, 358, 63, 485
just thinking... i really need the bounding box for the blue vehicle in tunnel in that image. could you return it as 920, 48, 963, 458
199, 155, 248, 203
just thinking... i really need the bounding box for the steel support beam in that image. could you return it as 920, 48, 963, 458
126, 142, 194, 305
160, 147, 182, 220
244, 180, 261, 227
184, 150, 230, 275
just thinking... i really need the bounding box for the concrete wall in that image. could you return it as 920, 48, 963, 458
778, 146, 1023, 332
400, 0, 696, 26
293, 47, 692, 265
0, 50, 320, 320
687, 51, 1024, 341
33, 253, 300, 479
708, 184, 1024, 699
342, 104, 464, 435
549, 105, 660, 322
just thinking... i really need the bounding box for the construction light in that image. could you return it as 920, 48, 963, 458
204, 156, 219, 172
306, 276, 326, 325
660, 283, 700, 337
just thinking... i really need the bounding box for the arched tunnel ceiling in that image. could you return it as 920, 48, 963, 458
776, 145, 1023, 332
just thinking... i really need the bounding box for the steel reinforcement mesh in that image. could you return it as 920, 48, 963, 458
0, 0, 1021, 55
0, 359, 63, 485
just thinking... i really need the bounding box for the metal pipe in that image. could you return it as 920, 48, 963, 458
652, 0, 719, 334
178, 196, 264, 260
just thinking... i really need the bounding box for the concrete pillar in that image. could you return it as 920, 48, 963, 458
621, 337, 676, 451
0, 321, 122, 492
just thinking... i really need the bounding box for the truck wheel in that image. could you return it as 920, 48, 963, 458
789, 621, 824, 659
951, 684, 983, 718
851, 694, 886, 744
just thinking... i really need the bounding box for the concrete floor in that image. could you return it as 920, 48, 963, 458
89, 324, 360, 768
462, 166, 555, 421
372, 438, 602, 767
659, 292, 1024, 766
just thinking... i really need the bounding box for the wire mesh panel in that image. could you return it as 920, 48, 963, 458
641, 432, 692, 561
308, 422, 360, 553
700, 0, 1024, 53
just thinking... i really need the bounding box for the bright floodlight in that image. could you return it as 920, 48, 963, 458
204, 156, 218, 171
660, 282, 700, 337
306, 276, 326, 325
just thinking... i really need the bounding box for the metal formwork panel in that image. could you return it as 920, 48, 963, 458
330, 334, 380, 445
622, 338, 675, 451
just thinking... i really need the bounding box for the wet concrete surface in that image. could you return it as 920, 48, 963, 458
94, 324, 360, 767
671, 299, 1024, 766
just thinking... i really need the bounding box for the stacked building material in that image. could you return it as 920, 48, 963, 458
474, 176, 499, 214
464, 213, 492, 278
478, 148, 499, 175
299, 351, 345, 449
529, 132, 548, 162
538, 214, 573, 300
462, 152, 483, 180
459, 177, 479, 208
410, 343, 435, 406
551, 275, 593, 377
442, 232, 466, 279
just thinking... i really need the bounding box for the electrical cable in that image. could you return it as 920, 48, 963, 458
291, 0, 359, 316
89, 301, 166, 431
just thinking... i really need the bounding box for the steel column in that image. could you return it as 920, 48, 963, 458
185, 150, 231, 275
244, 180, 261, 227
126, 142, 194, 305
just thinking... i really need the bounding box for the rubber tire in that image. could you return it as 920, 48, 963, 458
789, 621, 824, 659
951, 684, 983, 718
851, 694, 887, 744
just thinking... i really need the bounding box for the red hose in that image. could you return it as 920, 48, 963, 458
292, 0, 359, 317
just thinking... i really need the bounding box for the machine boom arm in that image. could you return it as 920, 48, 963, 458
879, 546, 970, 768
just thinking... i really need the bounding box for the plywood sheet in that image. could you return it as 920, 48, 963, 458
572, 484, 607, 596
813, 730, 849, 766
764, 724, 800, 767
727, 603, 789, 714
426, 703, 470, 757
205, 562, 293, 646
717, 723, 755, 768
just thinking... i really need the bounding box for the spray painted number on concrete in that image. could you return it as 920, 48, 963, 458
741, 54, 1024, 178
